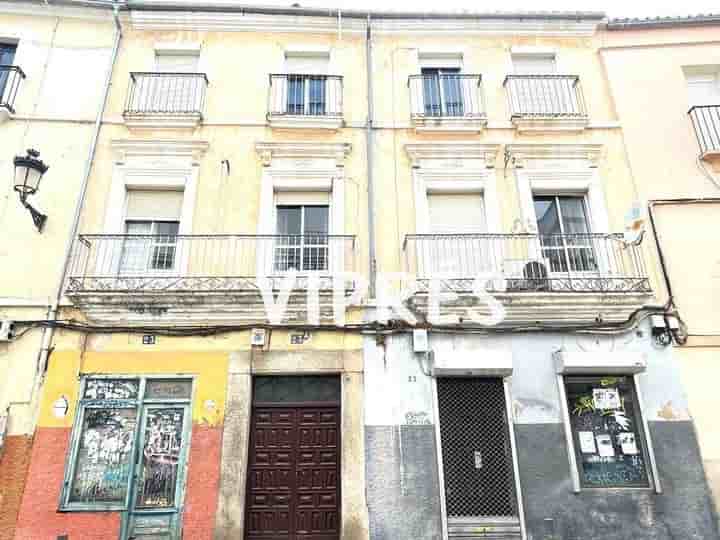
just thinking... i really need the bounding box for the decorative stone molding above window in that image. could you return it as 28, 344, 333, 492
405, 143, 499, 169
111, 139, 210, 164
505, 144, 603, 169
255, 142, 351, 169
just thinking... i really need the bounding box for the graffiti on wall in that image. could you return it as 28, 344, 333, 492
136, 408, 185, 508
70, 408, 137, 503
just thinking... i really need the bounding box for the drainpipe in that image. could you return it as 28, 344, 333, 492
31, 4, 122, 420
365, 14, 377, 298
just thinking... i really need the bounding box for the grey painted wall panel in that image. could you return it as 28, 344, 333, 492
515, 422, 719, 540
366, 425, 443, 540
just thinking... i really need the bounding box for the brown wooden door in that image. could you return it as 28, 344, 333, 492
245, 405, 340, 540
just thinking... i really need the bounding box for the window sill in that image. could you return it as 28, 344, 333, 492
511, 115, 589, 133
123, 112, 203, 131
267, 113, 343, 131
411, 115, 488, 133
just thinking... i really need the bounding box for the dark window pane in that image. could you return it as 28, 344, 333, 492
565, 376, 650, 488
84, 379, 139, 400
287, 76, 304, 114
303, 206, 329, 235
69, 408, 137, 503
533, 197, 561, 235
135, 408, 185, 508
253, 376, 341, 403
145, 380, 192, 400
155, 222, 179, 236
277, 206, 302, 235
308, 77, 326, 115
558, 197, 590, 234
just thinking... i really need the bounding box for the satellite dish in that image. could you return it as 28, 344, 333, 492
624, 203, 645, 244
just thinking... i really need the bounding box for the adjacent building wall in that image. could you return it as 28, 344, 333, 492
600, 24, 720, 513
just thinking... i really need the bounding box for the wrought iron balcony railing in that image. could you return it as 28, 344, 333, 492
408, 74, 485, 119
268, 74, 343, 117
504, 75, 587, 118
404, 233, 650, 293
0, 65, 25, 114
66, 234, 356, 293
124, 72, 209, 115
688, 105, 720, 158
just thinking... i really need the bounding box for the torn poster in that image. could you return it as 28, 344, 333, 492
619, 432, 639, 455
593, 388, 621, 410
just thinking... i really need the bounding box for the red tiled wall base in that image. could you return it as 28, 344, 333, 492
15, 426, 222, 540
0, 435, 34, 540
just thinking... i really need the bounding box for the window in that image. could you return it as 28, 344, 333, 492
684, 67, 720, 107
285, 53, 329, 115
120, 190, 182, 273
275, 205, 329, 272
421, 67, 463, 117
62, 377, 192, 510
151, 51, 200, 113
0, 43, 17, 98
533, 195, 596, 273
428, 192, 485, 234
563, 375, 652, 488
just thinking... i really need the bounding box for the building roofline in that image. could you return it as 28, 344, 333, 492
123, 1, 605, 21
607, 13, 720, 30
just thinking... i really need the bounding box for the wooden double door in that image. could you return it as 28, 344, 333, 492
245, 377, 341, 540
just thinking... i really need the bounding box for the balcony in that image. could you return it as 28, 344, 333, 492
688, 105, 720, 160
123, 72, 208, 130
403, 233, 652, 325
0, 65, 25, 122
504, 75, 588, 133
65, 234, 357, 324
408, 74, 487, 132
267, 74, 343, 130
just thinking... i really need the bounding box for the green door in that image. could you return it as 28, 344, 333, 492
123, 404, 191, 540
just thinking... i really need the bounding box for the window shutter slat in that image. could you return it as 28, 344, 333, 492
126, 190, 184, 220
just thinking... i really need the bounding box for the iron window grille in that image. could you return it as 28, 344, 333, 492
688, 105, 720, 157
60, 376, 193, 512
563, 375, 653, 489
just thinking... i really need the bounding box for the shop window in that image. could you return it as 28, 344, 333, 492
563, 375, 652, 488
61, 377, 192, 511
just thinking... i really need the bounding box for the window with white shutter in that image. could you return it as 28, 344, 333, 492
426, 192, 488, 277
684, 68, 720, 107
428, 192, 486, 234
284, 53, 330, 115
121, 190, 183, 273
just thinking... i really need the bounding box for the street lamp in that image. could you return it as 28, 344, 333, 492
13, 148, 49, 232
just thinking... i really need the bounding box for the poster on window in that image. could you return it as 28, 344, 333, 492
592, 388, 621, 410
578, 431, 596, 454
619, 432, 639, 455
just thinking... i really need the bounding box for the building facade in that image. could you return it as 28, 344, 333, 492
601, 15, 720, 517
0, 3, 117, 539
0, 2, 717, 540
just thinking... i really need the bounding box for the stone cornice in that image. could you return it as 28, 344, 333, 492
255, 142, 352, 167
129, 10, 600, 36
405, 143, 500, 168
111, 139, 209, 162
505, 143, 603, 167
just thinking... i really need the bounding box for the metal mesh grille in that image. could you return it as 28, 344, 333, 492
437, 378, 517, 518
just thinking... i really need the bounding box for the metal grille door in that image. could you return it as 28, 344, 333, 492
437, 378, 521, 538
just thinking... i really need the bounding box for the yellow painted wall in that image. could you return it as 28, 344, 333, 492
0, 7, 115, 438
38, 350, 229, 429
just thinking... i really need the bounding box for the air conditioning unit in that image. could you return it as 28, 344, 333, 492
503, 259, 551, 292
0, 320, 14, 342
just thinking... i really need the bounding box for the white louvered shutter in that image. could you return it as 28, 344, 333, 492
126, 190, 184, 221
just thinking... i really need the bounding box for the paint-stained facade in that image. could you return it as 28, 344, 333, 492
0, 3, 718, 540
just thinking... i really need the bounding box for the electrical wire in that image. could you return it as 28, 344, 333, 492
11, 302, 669, 338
